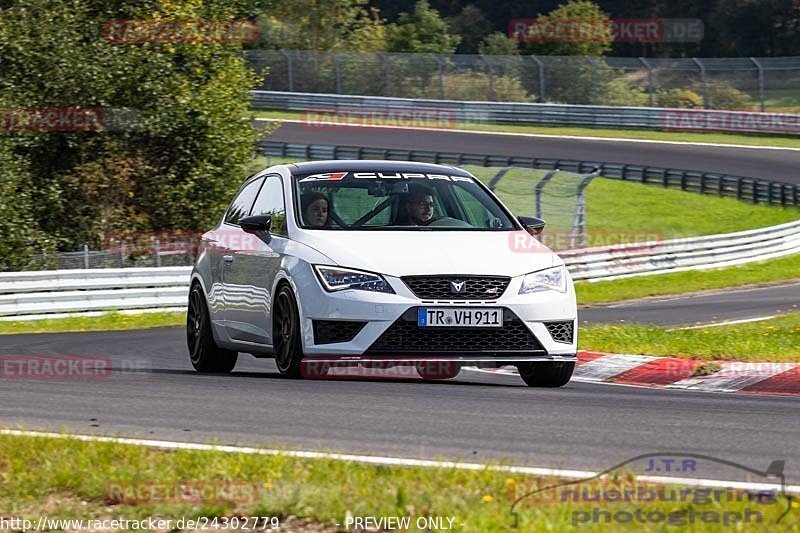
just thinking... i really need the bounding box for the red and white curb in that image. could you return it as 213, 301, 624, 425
468, 351, 800, 396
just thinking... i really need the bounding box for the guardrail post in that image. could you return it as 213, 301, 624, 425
529, 55, 545, 102
279, 51, 294, 92
639, 57, 654, 107
83, 244, 89, 269
749, 57, 766, 112
692, 58, 709, 109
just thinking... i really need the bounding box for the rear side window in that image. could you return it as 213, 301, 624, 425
224, 178, 264, 225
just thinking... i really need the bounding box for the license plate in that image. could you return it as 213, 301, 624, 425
417, 307, 503, 328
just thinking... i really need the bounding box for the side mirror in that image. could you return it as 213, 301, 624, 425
239, 214, 272, 242
518, 216, 546, 236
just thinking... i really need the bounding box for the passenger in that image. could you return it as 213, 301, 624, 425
301, 192, 330, 228
397, 191, 435, 225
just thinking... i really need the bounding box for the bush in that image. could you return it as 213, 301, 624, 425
598, 78, 649, 107
655, 88, 704, 109
700, 82, 755, 110
427, 71, 533, 102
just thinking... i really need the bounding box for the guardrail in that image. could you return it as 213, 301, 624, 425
260, 140, 800, 207
3, 219, 799, 317
252, 91, 800, 136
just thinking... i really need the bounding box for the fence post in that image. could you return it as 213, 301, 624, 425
639, 57, 654, 107
530, 55, 545, 102
155, 239, 161, 268
83, 244, 89, 269
749, 57, 765, 112
586, 56, 598, 104
433, 54, 445, 99
279, 50, 294, 92
482, 55, 495, 101
534, 170, 558, 219
692, 58, 708, 109
378, 52, 392, 96
334, 53, 342, 94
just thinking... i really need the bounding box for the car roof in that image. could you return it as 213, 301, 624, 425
288, 160, 472, 177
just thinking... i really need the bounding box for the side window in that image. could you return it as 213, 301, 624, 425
250, 175, 287, 235
224, 178, 264, 225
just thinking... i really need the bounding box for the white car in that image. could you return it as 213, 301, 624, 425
188, 160, 577, 387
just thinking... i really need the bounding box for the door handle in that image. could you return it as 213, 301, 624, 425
223, 255, 235, 263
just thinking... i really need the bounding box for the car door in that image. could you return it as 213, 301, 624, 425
223, 174, 287, 345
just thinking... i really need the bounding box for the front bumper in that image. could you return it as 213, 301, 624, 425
297, 271, 578, 363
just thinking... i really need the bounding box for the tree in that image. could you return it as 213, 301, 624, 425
387, 0, 461, 54
521, 0, 613, 57
478, 32, 520, 55
0, 0, 264, 266
254, 0, 387, 52
446, 4, 493, 54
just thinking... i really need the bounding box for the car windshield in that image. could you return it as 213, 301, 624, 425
293, 170, 517, 230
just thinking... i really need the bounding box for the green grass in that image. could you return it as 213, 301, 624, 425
253, 109, 800, 149
0, 312, 185, 335
575, 253, 800, 306
580, 311, 800, 362
1, 434, 796, 531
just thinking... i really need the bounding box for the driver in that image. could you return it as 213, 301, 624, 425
398, 190, 435, 225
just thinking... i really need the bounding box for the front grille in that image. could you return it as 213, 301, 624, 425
312, 320, 367, 345
402, 275, 510, 300
545, 321, 574, 344
366, 308, 544, 355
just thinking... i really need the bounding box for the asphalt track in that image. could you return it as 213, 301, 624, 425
580, 282, 800, 327
269, 122, 800, 184
1, 328, 799, 483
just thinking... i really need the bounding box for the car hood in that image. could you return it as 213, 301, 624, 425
295, 230, 559, 277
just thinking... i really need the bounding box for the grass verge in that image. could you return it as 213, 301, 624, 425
575, 254, 800, 306
580, 312, 800, 362
0, 312, 185, 335
1, 433, 795, 532
253, 109, 800, 149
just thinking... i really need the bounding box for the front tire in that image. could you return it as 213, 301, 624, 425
273, 284, 304, 378
187, 283, 238, 373
517, 362, 574, 387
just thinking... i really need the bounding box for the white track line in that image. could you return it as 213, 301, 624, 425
258, 118, 800, 152
671, 315, 776, 330
3, 429, 797, 495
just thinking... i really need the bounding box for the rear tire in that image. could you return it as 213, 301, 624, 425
273, 284, 304, 378
187, 283, 238, 373
517, 362, 574, 387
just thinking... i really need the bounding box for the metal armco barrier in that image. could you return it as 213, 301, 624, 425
260, 140, 800, 207
252, 91, 800, 136
2, 220, 799, 317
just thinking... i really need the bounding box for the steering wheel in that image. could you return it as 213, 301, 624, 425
419, 216, 446, 226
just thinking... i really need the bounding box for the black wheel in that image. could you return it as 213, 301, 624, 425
416, 361, 461, 380
273, 284, 303, 378
517, 362, 574, 387
187, 283, 238, 373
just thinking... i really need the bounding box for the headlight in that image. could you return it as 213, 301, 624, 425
519, 266, 567, 294
313, 265, 394, 293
